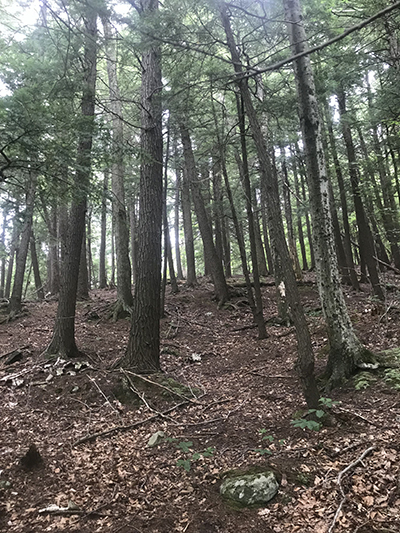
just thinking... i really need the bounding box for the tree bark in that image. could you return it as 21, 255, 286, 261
180, 122, 229, 304
235, 93, 267, 338
174, 163, 184, 281
99, 169, 108, 289
45, 5, 97, 357
220, 1, 319, 407
9, 173, 37, 316
284, 0, 375, 388
30, 231, 44, 300
123, 0, 163, 373
337, 87, 384, 300
103, 17, 133, 315
180, 163, 197, 286
323, 100, 359, 289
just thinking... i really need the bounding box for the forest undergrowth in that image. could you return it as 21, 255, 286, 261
1, 274, 400, 533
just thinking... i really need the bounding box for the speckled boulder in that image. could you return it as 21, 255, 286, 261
220, 470, 279, 507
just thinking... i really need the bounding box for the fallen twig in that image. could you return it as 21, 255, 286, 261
73, 398, 200, 446
120, 369, 179, 425
88, 375, 120, 415
0, 345, 29, 360
120, 369, 202, 404
335, 406, 378, 427
328, 446, 376, 533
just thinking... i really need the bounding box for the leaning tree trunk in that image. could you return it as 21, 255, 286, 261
9, 172, 37, 316
235, 94, 267, 338
337, 87, 384, 300
323, 100, 359, 289
219, 1, 320, 408
45, 5, 97, 358
180, 122, 229, 305
284, 0, 376, 388
30, 231, 44, 300
103, 17, 133, 317
123, 0, 163, 373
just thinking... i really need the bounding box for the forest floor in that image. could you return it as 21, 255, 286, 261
1, 274, 400, 533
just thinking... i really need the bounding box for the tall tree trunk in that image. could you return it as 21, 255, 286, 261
103, 17, 133, 316
0, 210, 7, 298
180, 122, 229, 304
123, 0, 163, 373
337, 87, 384, 300
291, 150, 308, 271
87, 208, 94, 288
45, 5, 97, 357
280, 146, 303, 280
367, 80, 400, 271
284, 0, 376, 388
77, 227, 89, 300
173, 162, 184, 280
99, 169, 108, 289
323, 101, 359, 289
235, 94, 267, 338
161, 122, 179, 317
220, 1, 319, 408
129, 198, 137, 286
180, 164, 197, 286
296, 144, 316, 270
9, 173, 37, 316
30, 231, 44, 300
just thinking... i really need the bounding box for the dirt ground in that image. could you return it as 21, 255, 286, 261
1, 275, 400, 533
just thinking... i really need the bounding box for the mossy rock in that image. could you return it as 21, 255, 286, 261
220, 467, 280, 509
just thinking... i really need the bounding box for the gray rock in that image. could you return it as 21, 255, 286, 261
220, 469, 279, 507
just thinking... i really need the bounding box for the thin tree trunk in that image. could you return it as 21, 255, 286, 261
103, 17, 133, 315
180, 164, 197, 286
30, 231, 44, 300
235, 93, 267, 338
337, 87, 384, 300
291, 149, 308, 270
280, 146, 303, 280
0, 210, 7, 298
9, 173, 37, 316
99, 170, 108, 288
284, 0, 375, 388
323, 101, 359, 289
174, 163, 184, 280
220, 1, 319, 407
87, 208, 94, 288
180, 122, 229, 304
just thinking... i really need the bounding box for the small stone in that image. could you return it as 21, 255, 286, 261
147, 431, 165, 447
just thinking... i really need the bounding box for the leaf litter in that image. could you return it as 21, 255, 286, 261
0, 275, 399, 532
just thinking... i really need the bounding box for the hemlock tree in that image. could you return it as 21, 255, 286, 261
283, 0, 377, 387
123, 0, 163, 373
102, 16, 134, 318
46, 3, 98, 358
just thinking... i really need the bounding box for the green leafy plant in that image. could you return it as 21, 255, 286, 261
291, 397, 339, 431
172, 441, 215, 471
354, 371, 377, 390
383, 369, 400, 390
254, 431, 285, 456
